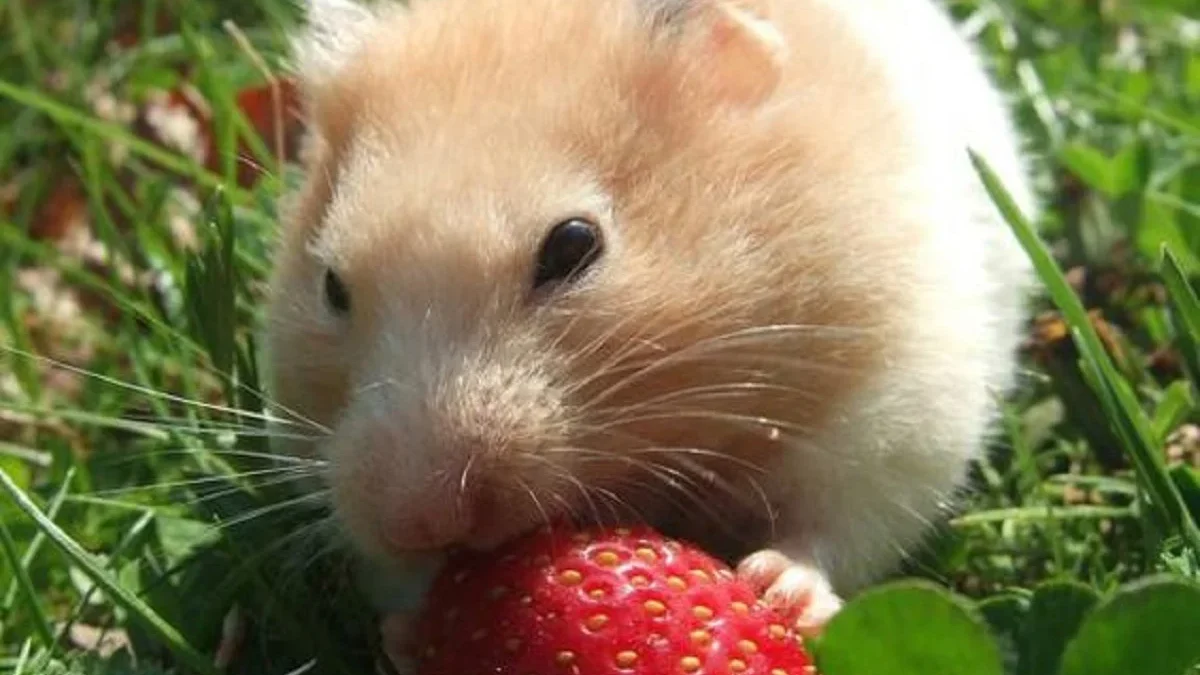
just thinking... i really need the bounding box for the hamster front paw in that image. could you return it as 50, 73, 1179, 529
737, 549, 843, 637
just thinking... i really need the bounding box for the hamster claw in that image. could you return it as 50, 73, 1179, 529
736, 549, 844, 638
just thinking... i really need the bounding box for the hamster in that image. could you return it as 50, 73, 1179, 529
264, 0, 1036, 641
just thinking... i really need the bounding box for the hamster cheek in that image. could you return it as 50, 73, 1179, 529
323, 414, 404, 561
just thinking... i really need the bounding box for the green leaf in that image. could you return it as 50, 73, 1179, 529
1018, 580, 1100, 675
978, 593, 1029, 674
813, 580, 1004, 675
1140, 198, 1200, 278
0, 468, 220, 675
1058, 575, 1200, 675
1059, 142, 1119, 196
1057, 141, 1147, 199
1109, 141, 1151, 197
155, 517, 221, 569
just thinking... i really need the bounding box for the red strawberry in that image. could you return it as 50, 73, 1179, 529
411, 524, 818, 675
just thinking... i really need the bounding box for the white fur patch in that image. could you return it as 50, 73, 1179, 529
293, 0, 383, 82
760, 0, 1037, 593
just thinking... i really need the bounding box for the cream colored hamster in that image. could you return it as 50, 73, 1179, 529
265, 0, 1036, 637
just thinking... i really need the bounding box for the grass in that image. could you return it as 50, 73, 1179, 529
0, 0, 1198, 674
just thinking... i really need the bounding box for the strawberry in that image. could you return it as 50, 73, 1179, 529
411, 524, 818, 675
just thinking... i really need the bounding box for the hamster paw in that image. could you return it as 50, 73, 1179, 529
736, 549, 844, 638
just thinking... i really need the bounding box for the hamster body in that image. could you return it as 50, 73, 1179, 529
267, 0, 1035, 635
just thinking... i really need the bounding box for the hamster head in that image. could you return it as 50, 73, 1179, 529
267, 0, 913, 565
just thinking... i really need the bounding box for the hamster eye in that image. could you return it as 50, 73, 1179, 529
324, 269, 351, 315
534, 218, 603, 289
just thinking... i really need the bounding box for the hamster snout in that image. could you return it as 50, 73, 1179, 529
324, 338, 569, 556
268, 0, 1036, 632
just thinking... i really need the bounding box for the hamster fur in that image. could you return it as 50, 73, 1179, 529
266, 0, 1036, 636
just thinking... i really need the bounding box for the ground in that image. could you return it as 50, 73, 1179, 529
0, 1, 1198, 674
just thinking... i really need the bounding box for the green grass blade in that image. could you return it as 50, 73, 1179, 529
5, 0, 43, 75
0, 78, 251, 204
0, 517, 55, 649
11, 639, 33, 675
59, 510, 157, 643
951, 505, 1136, 527
3, 468, 75, 608
0, 468, 220, 675
970, 150, 1200, 557
1160, 246, 1200, 390
0, 443, 52, 468
1151, 381, 1194, 444
0, 226, 205, 356
1086, 86, 1200, 138
0, 405, 171, 442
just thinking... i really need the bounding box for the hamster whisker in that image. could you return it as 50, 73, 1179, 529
628, 446, 766, 476
180, 471, 329, 507
576, 323, 867, 411
579, 381, 821, 420
550, 419, 768, 477
0, 343, 331, 435
560, 298, 750, 397
514, 475, 556, 532
590, 484, 638, 525
699, 352, 870, 376
571, 409, 872, 475
528, 452, 607, 528
540, 446, 747, 534
637, 461, 755, 538
212, 490, 332, 531
352, 377, 419, 399
661, 454, 778, 538
555, 295, 723, 385
216, 516, 342, 588
586, 408, 812, 439
556, 309, 666, 394
88, 465, 324, 498
594, 408, 873, 468
293, 530, 353, 577
596, 478, 661, 526
542, 306, 587, 356
0, 402, 325, 445
116, 411, 300, 432
524, 455, 638, 528
136, 425, 323, 442
576, 483, 609, 529
100, 448, 326, 468
457, 452, 478, 512
546, 491, 581, 524
533, 453, 659, 528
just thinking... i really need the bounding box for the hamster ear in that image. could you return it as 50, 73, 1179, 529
648, 0, 786, 109
293, 0, 381, 84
